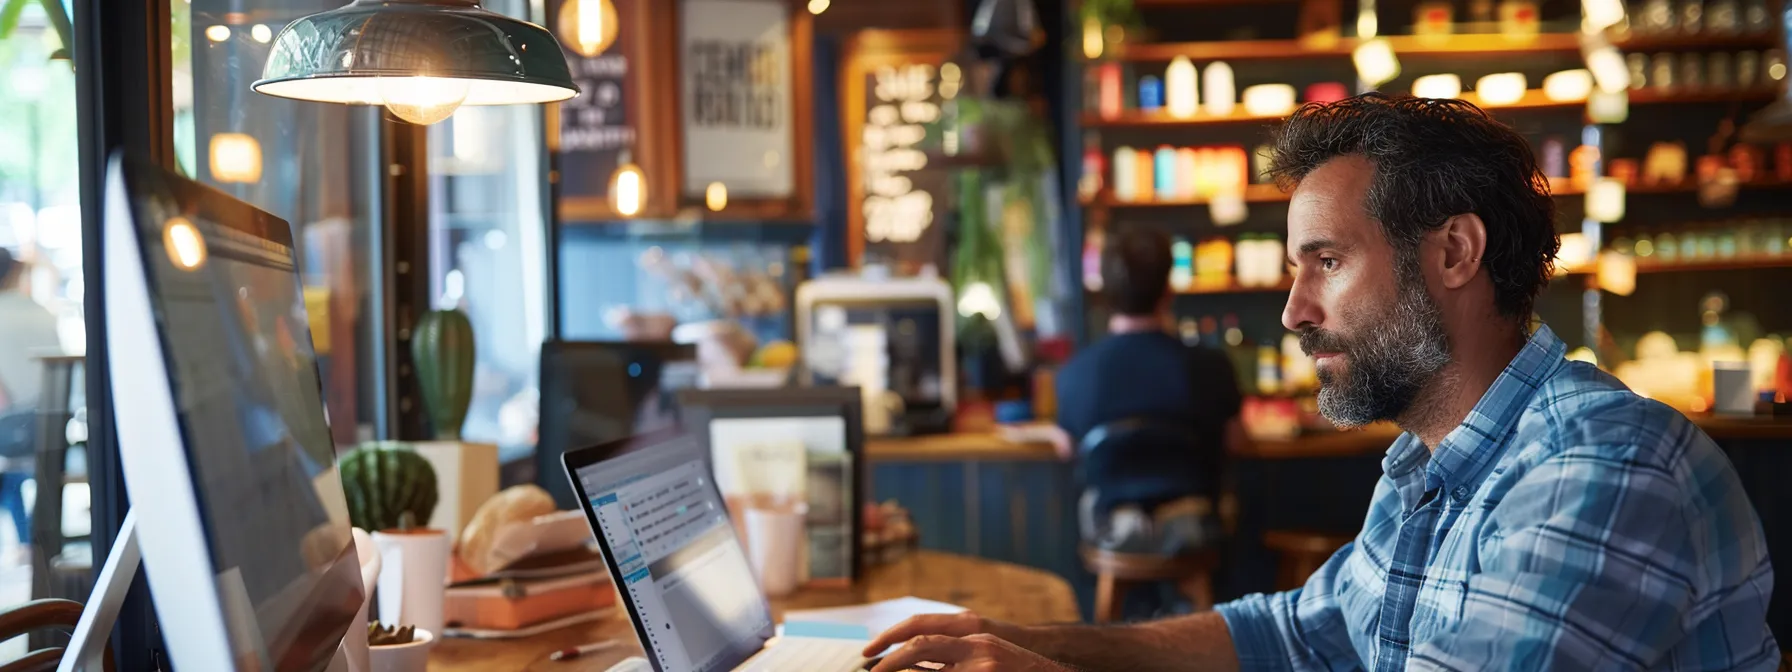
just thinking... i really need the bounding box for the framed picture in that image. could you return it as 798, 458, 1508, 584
673, 0, 814, 219
678, 387, 864, 586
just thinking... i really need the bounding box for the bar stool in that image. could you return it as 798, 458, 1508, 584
1263, 530, 1355, 590
1080, 545, 1217, 622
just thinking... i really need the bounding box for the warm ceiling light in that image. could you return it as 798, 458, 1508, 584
557, 0, 619, 57
610, 159, 646, 217
163, 217, 208, 270
209, 133, 263, 184
205, 25, 231, 42
1412, 73, 1462, 99
1081, 17, 1103, 60
253, 0, 580, 125
807, 0, 829, 14
1475, 72, 1527, 105
1543, 69, 1593, 101
250, 24, 273, 43
1352, 38, 1400, 87
705, 182, 728, 211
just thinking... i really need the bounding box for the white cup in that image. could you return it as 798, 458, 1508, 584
368, 628, 433, 672
744, 505, 807, 597
1713, 362, 1755, 416
372, 530, 450, 638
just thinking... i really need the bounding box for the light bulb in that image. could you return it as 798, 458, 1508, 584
163, 217, 208, 270
209, 133, 263, 183
610, 162, 646, 217
1082, 17, 1103, 60
808, 0, 829, 13
205, 25, 231, 42
558, 0, 620, 57
382, 76, 469, 125
706, 182, 728, 211
1412, 73, 1462, 99
250, 24, 273, 43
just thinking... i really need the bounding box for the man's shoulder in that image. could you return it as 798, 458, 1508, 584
1520, 361, 1710, 467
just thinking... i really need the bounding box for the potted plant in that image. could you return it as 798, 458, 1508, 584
341, 443, 448, 641
366, 621, 433, 672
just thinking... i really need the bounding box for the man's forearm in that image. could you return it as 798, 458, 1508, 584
1003, 612, 1240, 672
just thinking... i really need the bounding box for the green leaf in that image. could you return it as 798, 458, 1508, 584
0, 0, 29, 39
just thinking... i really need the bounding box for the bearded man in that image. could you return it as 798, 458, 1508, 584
861, 94, 1780, 670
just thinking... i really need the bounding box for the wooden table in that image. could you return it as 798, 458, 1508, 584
429, 551, 1079, 671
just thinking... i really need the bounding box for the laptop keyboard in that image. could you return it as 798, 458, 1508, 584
736, 637, 868, 672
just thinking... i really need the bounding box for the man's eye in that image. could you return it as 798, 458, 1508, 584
1320, 257, 1339, 271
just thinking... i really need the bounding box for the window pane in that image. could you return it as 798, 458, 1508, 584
172, 0, 384, 447
0, 0, 88, 654
427, 101, 549, 459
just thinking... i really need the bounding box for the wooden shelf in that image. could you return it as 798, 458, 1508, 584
1084, 183, 1288, 207
1176, 278, 1293, 295
1080, 88, 1781, 128
1562, 255, 1792, 275
1109, 32, 1583, 62
1081, 109, 1286, 127
1612, 32, 1782, 52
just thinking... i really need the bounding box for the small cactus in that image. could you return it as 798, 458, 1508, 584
339, 442, 439, 532
412, 309, 475, 441
367, 621, 417, 646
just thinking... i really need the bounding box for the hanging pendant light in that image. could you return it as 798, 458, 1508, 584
610, 152, 646, 218
252, 0, 580, 125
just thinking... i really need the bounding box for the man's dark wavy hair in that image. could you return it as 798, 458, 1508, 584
1267, 93, 1559, 319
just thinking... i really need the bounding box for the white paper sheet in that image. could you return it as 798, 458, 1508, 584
782, 597, 968, 656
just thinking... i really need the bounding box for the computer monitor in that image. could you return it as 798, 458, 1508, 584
563, 429, 775, 671
676, 387, 865, 585
102, 154, 363, 670
795, 275, 956, 436
535, 340, 701, 509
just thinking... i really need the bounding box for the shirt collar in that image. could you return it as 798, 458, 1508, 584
1422, 323, 1568, 493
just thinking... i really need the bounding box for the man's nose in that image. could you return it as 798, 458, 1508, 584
1283, 273, 1323, 333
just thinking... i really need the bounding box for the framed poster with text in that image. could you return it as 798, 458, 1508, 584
842, 30, 962, 269
675, 0, 814, 219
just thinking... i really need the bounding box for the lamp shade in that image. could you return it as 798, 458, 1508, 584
253, 0, 579, 109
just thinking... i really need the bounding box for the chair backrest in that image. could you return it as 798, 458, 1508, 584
0, 411, 34, 461
1078, 417, 1217, 513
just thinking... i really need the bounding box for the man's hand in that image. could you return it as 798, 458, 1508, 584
869, 634, 1076, 672
862, 612, 1022, 659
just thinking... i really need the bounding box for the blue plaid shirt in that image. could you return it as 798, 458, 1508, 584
1216, 324, 1779, 670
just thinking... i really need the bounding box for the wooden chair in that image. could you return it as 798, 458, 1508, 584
1080, 545, 1218, 623
1264, 530, 1356, 590
0, 599, 108, 672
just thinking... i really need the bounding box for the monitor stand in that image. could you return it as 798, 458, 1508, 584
58, 511, 365, 672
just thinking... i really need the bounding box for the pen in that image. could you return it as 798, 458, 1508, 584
550, 639, 622, 661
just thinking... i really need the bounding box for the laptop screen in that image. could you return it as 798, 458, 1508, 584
574, 434, 773, 671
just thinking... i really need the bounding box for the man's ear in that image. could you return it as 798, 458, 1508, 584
1435, 213, 1487, 290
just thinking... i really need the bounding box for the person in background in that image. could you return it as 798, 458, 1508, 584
864, 94, 1777, 671
0, 248, 62, 558
1052, 225, 1245, 557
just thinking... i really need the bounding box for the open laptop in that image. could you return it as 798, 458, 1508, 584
563, 429, 870, 672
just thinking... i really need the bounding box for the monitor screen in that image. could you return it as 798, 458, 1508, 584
804, 298, 945, 408
537, 341, 700, 508
132, 170, 358, 669
574, 434, 772, 671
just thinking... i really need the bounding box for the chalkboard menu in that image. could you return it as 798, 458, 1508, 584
856, 61, 951, 272
549, 0, 636, 206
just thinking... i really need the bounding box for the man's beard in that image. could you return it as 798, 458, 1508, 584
1299, 267, 1452, 427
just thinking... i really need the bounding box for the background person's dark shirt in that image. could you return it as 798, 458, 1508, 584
1055, 331, 1243, 499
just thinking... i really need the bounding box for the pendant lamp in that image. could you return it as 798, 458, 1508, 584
252, 0, 580, 125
